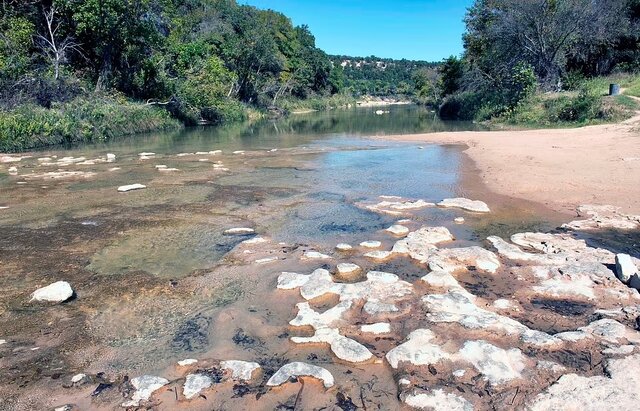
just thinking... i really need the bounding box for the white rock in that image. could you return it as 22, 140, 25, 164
602, 345, 634, 355
0, 339, 6, 345
386, 329, 448, 369
106, 153, 116, 161
177, 359, 198, 366
337, 263, 361, 276
428, 247, 501, 274
386, 225, 409, 236
438, 198, 490, 213
526, 354, 640, 411
562, 205, 640, 231
454, 217, 465, 224
31, 281, 73, 303
291, 328, 373, 362
398, 378, 411, 386
224, 227, 255, 235
459, 340, 526, 385
493, 299, 512, 310
363, 299, 398, 314
233, 150, 245, 155
71, 373, 86, 383
361, 323, 391, 334
392, 226, 454, 260
302, 251, 331, 260
616, 254, 638, 283
364, 250, 393, 261
360, 240, 382, 248
221, 360, 261, 380
54, 406, 72, 411
402, 389, 473, 411
336, 243, 353, 251
183, 374, 213, 400
266, 362, 334, 388
122, 375, 169, 407
242, 236, 267, 245
118, 184, 146, 192
453, 369, 466, 377
255, 256, 279, 264
139, 152, 156, 157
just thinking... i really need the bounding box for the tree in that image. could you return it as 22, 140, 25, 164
438, 56, 464, 97
36, 3, 81, 80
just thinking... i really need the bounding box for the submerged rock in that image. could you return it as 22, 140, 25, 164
122, 375, 169, 407
266, 362, 334, 388
438, 198, 490, 213
221, 360, 261, 381
223, 227, 255, 235
360, 197, 434, 215
302, 251, 332, 260
386, 225, 410, 236
30, 281, 74, 303
183, 374, 213, 399
336, 243, 353, 251
360, 240, 382, 248
117, 183, 146, 192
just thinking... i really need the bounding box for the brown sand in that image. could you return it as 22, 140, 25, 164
384, 114, 640, 214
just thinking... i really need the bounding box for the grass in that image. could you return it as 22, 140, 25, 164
276, 93, 356, 112
0, 96, 182, 152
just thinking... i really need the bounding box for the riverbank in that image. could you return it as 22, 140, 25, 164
384, 113, 640, 215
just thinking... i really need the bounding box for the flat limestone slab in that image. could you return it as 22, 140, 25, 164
267, 362, 334, 388
118, 184, 146, 192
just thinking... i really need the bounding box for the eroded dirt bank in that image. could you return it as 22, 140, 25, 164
383, 115, 640, 215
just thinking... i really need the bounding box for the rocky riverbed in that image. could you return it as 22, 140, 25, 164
1, 123, 639, 410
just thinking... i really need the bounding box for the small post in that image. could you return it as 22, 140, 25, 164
609, 84, 621, 96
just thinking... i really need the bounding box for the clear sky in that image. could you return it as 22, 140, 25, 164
240, 0, 474, 62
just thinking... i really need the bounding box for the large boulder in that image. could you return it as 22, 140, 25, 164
30, 281, 74, 303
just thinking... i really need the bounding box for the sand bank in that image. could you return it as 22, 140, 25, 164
384, 115, 640, 214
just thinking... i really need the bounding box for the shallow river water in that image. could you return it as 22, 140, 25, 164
1, 106, 637, 411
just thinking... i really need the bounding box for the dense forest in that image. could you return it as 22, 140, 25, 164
438, 0, 640, 123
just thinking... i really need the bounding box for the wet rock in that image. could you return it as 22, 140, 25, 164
562, 205, 640, 231
526, 354, 640, 410
302, 251, 332, 260
71, 373, 86, 384
361, 322, 391, 334
386, 329, 449, 369
616, 254, 638, 283
183, 374, 213, 399
221, 360, 261, 381
360, 197, 435, 215
122, 375, 168, 407
30, 281, 74, 303
438, 198, 490, 213
177, 359, 198, 366
224, 227, 255, 235
386, 225, 409, 236
242, 236, 267, 245
336, 263, 361, 279
392, 226, 454, 260
428, 247, 501, 274
510, 232, 617, 264
360, 240, 382, 248
364, 250, 393, 261
336, 243, 353, 251
117, 184, 146, 192
401, 389, 473, 411
459, 340, 526, 386
266, 362, 334, 388
291, 328, 373, 363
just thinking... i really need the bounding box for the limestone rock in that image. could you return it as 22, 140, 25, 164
31, 281, 74, 303
177, 359, 197, 366
360, 240, 382, 248
616, 254, 638, 283
364, 250, 393, 261
361, 323, 391, 334
302, 251, 332, 260
401, 389, 473, 411
525, 354, 640, 411
562, 205, 640, 231
336, 243, 353, 251
221, 360, 261, 380
183, 374, 213, 400
393, 226, 454, 261
223, 227, 255, 235
117, 183, 146, 192
291, 328, 373, 363
122, 375, 169, 407
386, 225, 409, 236
428, 247, 501, 274
336, 263, 361, 278
266, 362, 334, 388
438, 198, 490, 213
459, 340, 526, 386
386, 329, 449, 369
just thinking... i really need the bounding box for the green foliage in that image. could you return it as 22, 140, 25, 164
438, 56, 464, 97
0, 16, 35, 82
0, 97, 180, 152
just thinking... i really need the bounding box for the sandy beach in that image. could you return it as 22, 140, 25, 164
384, 115, 640, 214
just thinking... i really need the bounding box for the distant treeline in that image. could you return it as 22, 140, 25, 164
328, 55, 439, 98
437, 0, 640, 121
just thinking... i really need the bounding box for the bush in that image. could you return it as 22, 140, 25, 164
0, 97, 181, 152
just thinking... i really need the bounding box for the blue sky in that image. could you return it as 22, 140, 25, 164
240, 0, 474, 62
